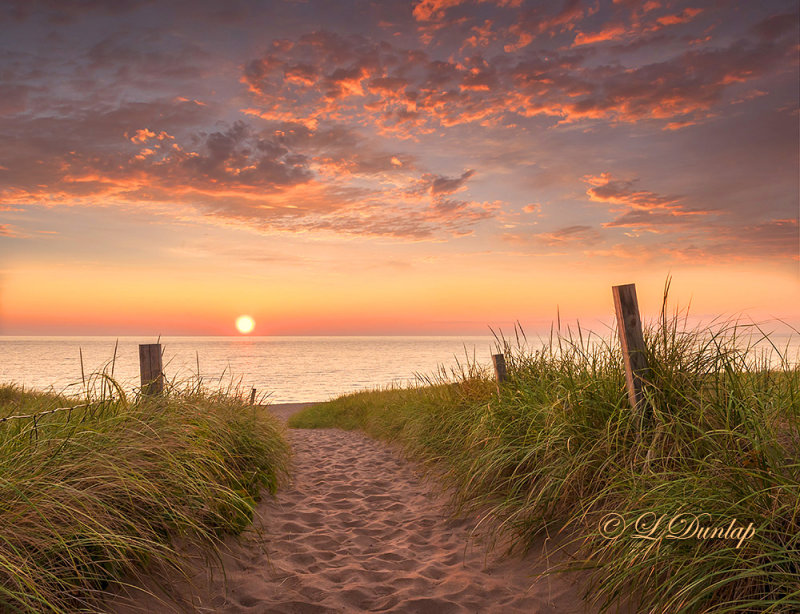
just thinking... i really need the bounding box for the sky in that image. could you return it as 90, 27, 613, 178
0, 0, 798, 336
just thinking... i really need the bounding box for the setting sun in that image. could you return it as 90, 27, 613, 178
235, 315, 255, 334
0, 1, 797, 338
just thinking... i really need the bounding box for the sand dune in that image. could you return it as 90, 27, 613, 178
110, 404, 592, 613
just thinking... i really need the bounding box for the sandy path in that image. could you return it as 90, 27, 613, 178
110, 404, 592, 613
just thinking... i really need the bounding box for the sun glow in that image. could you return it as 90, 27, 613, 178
235, 315, 255, 334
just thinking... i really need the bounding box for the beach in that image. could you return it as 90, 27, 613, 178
3, 318, 797, 613
110, 403, 592, 613
4, 1, 797, 609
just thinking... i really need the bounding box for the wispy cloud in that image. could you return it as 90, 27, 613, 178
584, 172, 710, 231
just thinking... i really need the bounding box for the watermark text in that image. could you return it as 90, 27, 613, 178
598, 512, 756, 548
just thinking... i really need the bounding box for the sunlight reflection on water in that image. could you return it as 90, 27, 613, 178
1, 331, 796, 403
0, 336, 497, 403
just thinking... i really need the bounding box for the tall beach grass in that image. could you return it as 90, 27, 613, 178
0, 379, 290, 613
290, 303, 799, 613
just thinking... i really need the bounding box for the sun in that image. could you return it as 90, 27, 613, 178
235, 315, 255, 334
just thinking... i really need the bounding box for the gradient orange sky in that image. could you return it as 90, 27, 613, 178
0, 0, 798, 335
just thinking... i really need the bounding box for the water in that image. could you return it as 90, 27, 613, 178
0, 336, 498, 403
2, 331, 796, 404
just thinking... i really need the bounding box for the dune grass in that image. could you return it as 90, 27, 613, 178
290, 308, 799, 613
0, 382, 290, 613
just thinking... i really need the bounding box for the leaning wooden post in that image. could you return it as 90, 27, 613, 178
492, 353, 507, 384
139, 343, 164, 396
250, 388, 257, 405
612, 284, 651, 421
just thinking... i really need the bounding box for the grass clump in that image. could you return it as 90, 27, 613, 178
290, 306, 799, 613
0, 383, 290, 613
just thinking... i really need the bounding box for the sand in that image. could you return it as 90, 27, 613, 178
109, 403, 593, 613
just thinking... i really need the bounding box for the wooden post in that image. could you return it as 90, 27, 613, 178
492, 353, 507, 384
139, 343, 164, 396
612, 284, 651, 416
250, 388, 257, 405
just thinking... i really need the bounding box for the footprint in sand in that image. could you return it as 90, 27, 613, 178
109, 404, 593, 613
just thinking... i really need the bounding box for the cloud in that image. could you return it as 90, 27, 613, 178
462, 19, 496, 50
602, 218, 799, 263
44, 119, 315, 197
0, 224, 28, 238
240, 23, 795, 136
503, 224, 601, 248
412, 0, 465, 22
585, 172, 681, 210
0, 84, 35, 116
0, 0, 148, 24
579, 172, 797, 262
126, 128, 174, 144
1, 1, 795, 257
535, 224, 601, 245
584, 172, 712, 231
706, 218, 799, 261
268, 196, 498, 240
403, 168, 480, 222
571, 5, 704, 47
573, 24, 628, 46
501, 0, 588, 51
430, 169, 475, 195
0, 94, 496, 241
412, 0, 522, 23
753, 12, 798, 40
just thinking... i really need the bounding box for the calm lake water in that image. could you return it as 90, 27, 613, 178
0, 336, 499, 403
2, 331, 796, 404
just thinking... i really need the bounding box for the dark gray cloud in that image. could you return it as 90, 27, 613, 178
431, 170, 475, 195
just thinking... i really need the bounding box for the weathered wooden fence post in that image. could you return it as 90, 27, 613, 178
250, 388, 257, 405
139, 343, 164, 396
492, 353, 507, 384
612, 284, 651, 418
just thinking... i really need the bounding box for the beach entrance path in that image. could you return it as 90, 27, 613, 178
111, 403, 592, 613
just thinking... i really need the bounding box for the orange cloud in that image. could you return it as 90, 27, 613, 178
0, 223, 28, 238
573, 24, 627, 46
656, 8, 703, 27
585, 172, 681, 210
462, 20, 495, 50
565, 3, 706, 50
584, 172, 712, 233
413, 0, 465, 22
240, 26, 794, 136
412, 0, 522, 22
